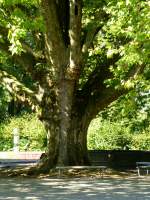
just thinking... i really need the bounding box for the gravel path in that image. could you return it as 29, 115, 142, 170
0, 177, 150, 200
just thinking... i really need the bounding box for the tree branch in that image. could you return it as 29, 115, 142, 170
41, 0, 67, 68
21, 42, 45, 60
81, 55, 120, 97
0, 69, 40, 106
55, 0, 70, 46
67, 0, 82, 79
82, 10, 109, 54
82, 26, 101, 53
76, 59, 146, 121
74, 55, 119, 120
125, 64, 146, 81
82, 87, 128, 122
0, 39, 47, 85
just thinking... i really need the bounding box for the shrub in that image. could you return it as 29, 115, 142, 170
87, 118, 131, 150
0, 113, 46, 151
88, 117, 150, 151
131, 127, 150, 150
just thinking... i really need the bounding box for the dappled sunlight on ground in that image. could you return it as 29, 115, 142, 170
0, 176, 150, 200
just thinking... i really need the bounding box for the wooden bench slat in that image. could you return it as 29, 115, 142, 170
56, 166, 107, 169
56, 165, 107, 178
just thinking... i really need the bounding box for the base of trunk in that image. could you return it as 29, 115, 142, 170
27, 149, 90, 176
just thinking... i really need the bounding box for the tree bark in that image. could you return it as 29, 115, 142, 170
41, 114, 90, 170
36, 78, 91, 173
35, 1, 124, 173
67, 114, 91, 165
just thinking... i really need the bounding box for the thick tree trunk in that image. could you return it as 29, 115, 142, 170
36, 80, 91, 173
35, 0, 88, 174
44, 114, 90, 168
67, 115, 90, 165
36, 117, 90, 173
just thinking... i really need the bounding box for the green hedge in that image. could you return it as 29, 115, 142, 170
131, 130, 150, 150
0, 114, 150, 151
0, 113, 46, 151
88, 118, 150, 150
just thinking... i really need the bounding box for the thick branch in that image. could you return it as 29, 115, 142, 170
82, 10, 109, 54
83, 87, 128, 122
41, 0, 66, 68
81, 55, 120, 97
82, 26, 101, 53
76, 55, 121, 118
13, 53, 47, 84
67, 0, 82, 79
0, 39, 47, 85
21, 42, 45, 60
125, 64, 146, 80
77, 61, 146, 122
0, 69, 39, 106
55, 0, 70, 46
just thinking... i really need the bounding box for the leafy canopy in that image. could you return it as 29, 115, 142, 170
0, 0, 149, 115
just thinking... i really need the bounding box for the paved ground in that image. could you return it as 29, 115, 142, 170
0, 160, 38, 168
0, 152, 42, 160
0, 151, 40, 168
0, 177, 150, 200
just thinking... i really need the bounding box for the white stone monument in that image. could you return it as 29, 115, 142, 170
13, 128, 19, 152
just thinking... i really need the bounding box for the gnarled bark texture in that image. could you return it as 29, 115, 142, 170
34, 0, 127, 173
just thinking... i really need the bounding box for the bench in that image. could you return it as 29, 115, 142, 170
56, 165, 107, 178
136, 162, 150, 176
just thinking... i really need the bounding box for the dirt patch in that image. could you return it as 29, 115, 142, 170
0, 165, 137, 179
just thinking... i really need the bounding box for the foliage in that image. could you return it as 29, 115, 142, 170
0, 0, 149, 104
131, 129, 150, 150
0, 85, 11, 122
0, 113, 46, 151
0, 0, 149, 167
87, 75, 150, 151
88, 118, 131, 150
88, 117, 150, 151
1, 110, 150, 151
101, 81, 150, 132
103, 0, 150, 85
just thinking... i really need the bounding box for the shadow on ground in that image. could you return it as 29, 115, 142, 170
0, 176, 150, 200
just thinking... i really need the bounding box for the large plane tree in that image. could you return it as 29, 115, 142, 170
0, 0, 149, 172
